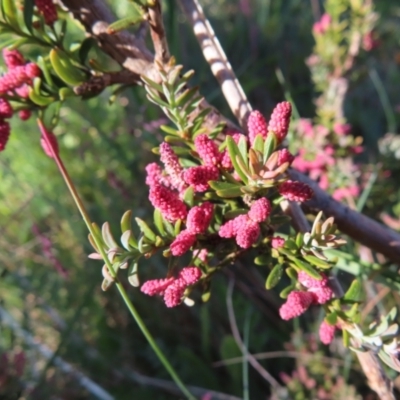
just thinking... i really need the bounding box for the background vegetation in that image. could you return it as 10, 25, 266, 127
1, 0, 400, 398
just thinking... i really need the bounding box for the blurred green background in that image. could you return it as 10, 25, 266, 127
1, 1, 400, 399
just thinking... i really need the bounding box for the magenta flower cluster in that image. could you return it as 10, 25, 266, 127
141, 266, 202, 307
0, 49, 41, 151
34, 0, 58, 26
219, 198, 271, 249
279, 271, 334, 321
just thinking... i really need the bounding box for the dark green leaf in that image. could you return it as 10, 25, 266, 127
153, 209, 166, 236
266, 263, 283, 289
263, 132, 278, 163
344, 279, 363, 302
107, 14, 143, 34
183, 186, 194, 207
135, 218, 156, 242
291, 258, 321, 280
226, 136, 248, 183
23, 0, 34, 32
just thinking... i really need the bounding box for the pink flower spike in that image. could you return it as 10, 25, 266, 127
309, 286, 334, 304
247, 110, 268, 145
0, 98, 13, 118
279, 291, 314, 320
183, 165, 219, 192
163, 279, 186, 307
319, 320, 336, 345
271, 236, 285, 249
159, 142, 185, 190
2, 48, 25, 69
179, 266, 202, 285
0, 120, 11, 152
277, 149, 294, 167
236, 220, 260, 249
38, 119, 59, 158
24, 63, 41, 79
268, 101, 292, 142
149, 184, 187, 222
170, 229, 197, 256
248, 198, 271, 223
145, 163, 166, 187
297, 271, 329, 289
194, 134, 221, 166
35, 0, 58, 25
219, 214, 248, 238
279, 180, 313, 202
186, 202, 214, 234
141, 277, 175, 296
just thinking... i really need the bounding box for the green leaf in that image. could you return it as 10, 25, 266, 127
142, 75, 163, 92
291, 258, 322, 280
303, 254, 332, 269
216, 187, 243, 198
263, 132, 278, 163
135, 218, 156, 242
208, 180, 240, 191
120, 210, 132, 233
182, 186, 194, 207
175, 86, 199, 107
128, 262, 140, 287
325, 312, 338, 325
2, 0, 19, 29
285, 267, 297, 280
254, 255, 270, 266
107, 14, 143, 34
153, 209, 166, 236
283, 239, 298, 251
174, 219, 182, 236
102, 222, 119, 249
120, 230, 133, 251
78, 37, 97, 64
295, 233, 303, 248
50, 49, 86, 86
237, 135, 248, 165
226, 136, 248, 184
266, 263, 283, 289
344, 279, 363, 302
252, 134, 264, 153
23, 0, 34, 32
280, 284, 295, 299
160, 124, 181, 136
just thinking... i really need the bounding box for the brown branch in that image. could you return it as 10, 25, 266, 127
289, 169, 400, 264
73, 69, 140, 96
146, 0, 171, 65
57, 0, 158, 80
178, 0, 252, 129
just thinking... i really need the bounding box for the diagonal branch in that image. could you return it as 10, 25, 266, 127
289, 169, 400, 263
178, 0, 252, 129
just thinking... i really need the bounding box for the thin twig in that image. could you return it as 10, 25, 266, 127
226, 278, 283, 392
178, 0, 252, 129
146, 0, 171, 65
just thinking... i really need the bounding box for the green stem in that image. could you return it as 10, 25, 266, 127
39, 123, 196, 400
